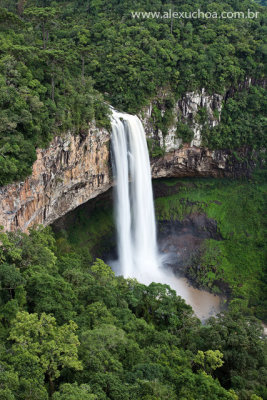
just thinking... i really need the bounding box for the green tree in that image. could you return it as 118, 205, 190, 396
26, 270, 77, 323
52, 383, 96, 400
9, 311, 82, 395
0, 363, 19, 400
194, 350, 224, 375
198, 311, 267, 399
23, 7, 59, 49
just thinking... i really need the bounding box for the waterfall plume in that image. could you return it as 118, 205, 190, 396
111, 111, 159, 280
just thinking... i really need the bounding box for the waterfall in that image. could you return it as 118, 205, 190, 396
111, 111, 159, 279
110, 110, 223, 320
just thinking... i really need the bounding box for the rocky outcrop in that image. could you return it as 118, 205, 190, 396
179, 90, 223, 147
0, 125, 111, 232
140, 89, 223, 151
151, 145, 254, 179
142, 77, 266, 153
0, 90, 256, 233
142, 89, 255, 179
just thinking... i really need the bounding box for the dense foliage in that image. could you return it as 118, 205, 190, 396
201, 86, 267, 150
154, 172, 267, 321
0, 4, 110, 185
0, 226, 266, 399
0, 0, 266, 184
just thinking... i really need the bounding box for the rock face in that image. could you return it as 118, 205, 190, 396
179, 90, 223, 147
0, 125, 111, 232
0, 91, 256, 233
140, 89, 223, 151
151, 145, 252, 179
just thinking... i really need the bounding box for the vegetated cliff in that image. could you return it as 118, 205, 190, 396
0, 91, 257, 232
141, 88, 223, 151
144, 89, 257, 178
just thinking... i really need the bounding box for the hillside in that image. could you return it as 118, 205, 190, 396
0, 0, 266, 184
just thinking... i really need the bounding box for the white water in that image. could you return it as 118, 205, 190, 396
111, 111, 223, 320
111, 111, 159, 279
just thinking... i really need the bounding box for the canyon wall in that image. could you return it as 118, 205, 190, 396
144, 90, 254, 179
0, 92, 255, 232
150, 146, 252, 179
0, 125, 111, 232
140, 88, 223, 151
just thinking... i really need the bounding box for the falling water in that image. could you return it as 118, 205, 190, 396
111, 110, 224, 319
111, 111, 159, 279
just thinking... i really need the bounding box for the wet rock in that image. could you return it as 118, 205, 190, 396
158, 214, 222, 274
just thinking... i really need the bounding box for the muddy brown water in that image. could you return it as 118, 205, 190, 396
156, 218, 226, 321
111, 255, 225, 322
157, 269, 225, 321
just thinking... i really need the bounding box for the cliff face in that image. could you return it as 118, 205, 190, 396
0, 125, 111, 232
151, 145, 253, 179
140, 89, 223, 151
145, 90, 253, 178
0, 92, 254, 233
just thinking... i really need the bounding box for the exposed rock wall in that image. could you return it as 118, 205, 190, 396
0, 125, 111, 232
151, 145, 254, 179
140, 89, 223, 151
0, 90, 256, 233
179, 90, 223, 147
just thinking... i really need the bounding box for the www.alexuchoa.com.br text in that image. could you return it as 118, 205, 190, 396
131, 9, 260, 20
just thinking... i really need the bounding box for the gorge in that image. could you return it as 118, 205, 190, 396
0, 99, 262, 321
0, 1, 266, 398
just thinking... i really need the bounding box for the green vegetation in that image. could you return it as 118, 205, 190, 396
155, 171, 267, 320
0, 0, 266, 184
147, 137, 165, 158
150, 96, 176, 137
53, 195, 115, 263
176, 121, 194, 144
0, 3, 111, 186
0, 226, 266, 399
202, 86, 267, 150
0, 0, 266, 396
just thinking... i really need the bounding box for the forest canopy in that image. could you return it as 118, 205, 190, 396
0, 0, 266, 184
0, 226, 266, 399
